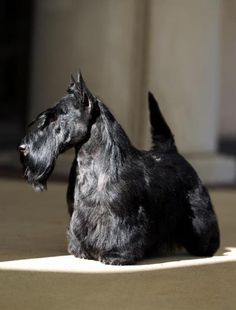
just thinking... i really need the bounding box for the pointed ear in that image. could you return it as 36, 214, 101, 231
83, 92, 90, 108
67, 74, 79, 96
77, 71, 85, 95
77, 71, 83, 84
77, 72, 94, 107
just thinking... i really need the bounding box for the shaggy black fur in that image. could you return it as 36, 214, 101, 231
19, 73, 220, 265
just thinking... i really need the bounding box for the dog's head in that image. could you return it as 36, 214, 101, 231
18, 73, 98, 191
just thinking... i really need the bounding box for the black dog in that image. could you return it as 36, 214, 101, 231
19, 73, 220, 265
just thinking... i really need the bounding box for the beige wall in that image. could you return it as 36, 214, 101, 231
30, 0, 234, 152
219, 0, 236, 138
142, 0, 221, 152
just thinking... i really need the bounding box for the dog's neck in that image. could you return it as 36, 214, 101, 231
76, 101, 135, 176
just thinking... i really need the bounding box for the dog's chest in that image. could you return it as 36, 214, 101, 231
75, 156, 109, 202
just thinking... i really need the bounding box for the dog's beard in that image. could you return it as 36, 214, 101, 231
25, 165, 54, 192
30, 179, 47, 192
20, 148, 57, 192
25, 159, 55, 192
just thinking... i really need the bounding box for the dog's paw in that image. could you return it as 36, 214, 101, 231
98, 256, 135, 266
67, 245, 89, 259
75, 251, 89, 259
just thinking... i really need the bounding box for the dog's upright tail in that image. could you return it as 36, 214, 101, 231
148, 92, 177, 152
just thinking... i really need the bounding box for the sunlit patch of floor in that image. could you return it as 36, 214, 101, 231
0, 247, 235, 274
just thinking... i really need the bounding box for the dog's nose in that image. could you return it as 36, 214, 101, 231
18, 144, 28, 155
18, 144, 26, 152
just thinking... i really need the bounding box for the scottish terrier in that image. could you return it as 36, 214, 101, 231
19, 73, 220, 265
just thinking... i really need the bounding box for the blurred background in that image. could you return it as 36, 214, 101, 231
0, 0, 236, 185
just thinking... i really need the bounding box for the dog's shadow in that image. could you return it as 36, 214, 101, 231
138, 251, 198, 265
137, 246, 232, 266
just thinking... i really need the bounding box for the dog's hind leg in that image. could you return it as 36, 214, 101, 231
180, 184, 220, 257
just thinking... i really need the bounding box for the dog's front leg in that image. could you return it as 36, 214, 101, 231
67, 212, 90, 259
67, 232, 88, 259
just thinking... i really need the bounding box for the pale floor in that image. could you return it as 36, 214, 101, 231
0, 178, 235, 309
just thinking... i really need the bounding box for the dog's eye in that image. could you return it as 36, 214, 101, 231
55, 126, 61, 134
58, 106, 68, 115
51, 114, 58, 122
